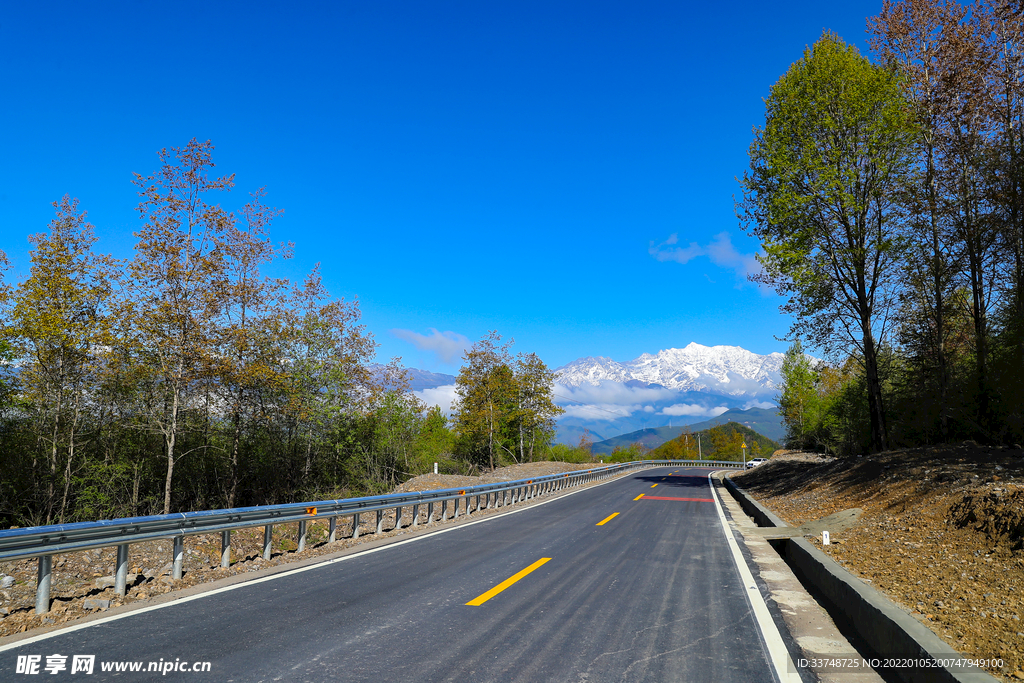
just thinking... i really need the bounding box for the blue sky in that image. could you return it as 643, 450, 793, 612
1, 0, 882, 374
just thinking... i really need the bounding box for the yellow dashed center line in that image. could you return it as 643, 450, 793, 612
633, 493, 645, 501
651, 483, 658, 488
596, 513, 619, 526
466, 558, 552, 606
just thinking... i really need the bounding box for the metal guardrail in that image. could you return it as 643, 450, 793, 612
0, 458, 743, 614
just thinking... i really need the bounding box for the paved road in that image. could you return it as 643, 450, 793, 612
1, 467, 784, 682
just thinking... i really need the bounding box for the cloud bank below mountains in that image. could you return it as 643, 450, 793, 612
553, 382, 731, 422
660, 403, 728, 417
414, 384, 458, 415
412, 379, 741, 424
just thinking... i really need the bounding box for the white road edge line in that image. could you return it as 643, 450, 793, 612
0, 467, 657, 653
708, 472, 800, 683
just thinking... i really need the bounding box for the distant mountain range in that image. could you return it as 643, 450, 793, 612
400, 342, 791, 446
403, 368, 457, 392
590, 407, 784, 455
555, 343, 786, 397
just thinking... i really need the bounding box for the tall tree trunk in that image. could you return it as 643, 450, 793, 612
487, 401, 495, 471
925, 140, 950, 439
228, 411, 241, 508
58, 388, 83, 523
163, 385, 180, 515
862, 320, 889, 453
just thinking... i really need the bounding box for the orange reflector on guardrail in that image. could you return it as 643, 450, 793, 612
458, 490, 465, 495
306, 507, 317, 516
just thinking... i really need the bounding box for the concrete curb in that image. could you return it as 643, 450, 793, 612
723, 476, 998, 683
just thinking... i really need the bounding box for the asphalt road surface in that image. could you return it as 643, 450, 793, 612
1, 467, 789, 682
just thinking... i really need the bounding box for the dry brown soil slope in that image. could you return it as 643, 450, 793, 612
0, 461, 598, 639
734, 447, 1024, 680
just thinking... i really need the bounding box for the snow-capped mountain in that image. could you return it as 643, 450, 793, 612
555, 343, 785, 397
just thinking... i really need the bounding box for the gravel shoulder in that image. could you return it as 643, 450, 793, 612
0, 461, 601, 640
732, 446, 1024, 681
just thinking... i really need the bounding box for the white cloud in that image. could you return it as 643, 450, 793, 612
742, 400, 777, 410
648, 233, 706, 264
414, 384, 459, 416
391, 328, 470, 364
560, 403, 644, 421
660, 403, 729, 417
554, 381, 677, 406
649, 231, 764, 284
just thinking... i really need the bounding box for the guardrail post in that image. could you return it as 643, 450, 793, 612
486, 493, 493, 509
352, 513, 361, 538
376, 509, 384, 534
329, 517, 338, 543
35, 555, 52, 614
221, 531, 231, 567
262, 526, 273, 561
395, 505, 403, 529
297, 520, 307, 552
427, 502, 434, 524
453, 499, 460, 518
115, 543, 129, 596
412, 504, 420, 527
173, 535, 185, 578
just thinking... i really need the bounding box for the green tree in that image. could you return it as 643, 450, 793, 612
869, 0, 967, 439
741, 32, 916, 452
778, 340, 820, 448
509, 352, 563, 463
124, 139, 234, 513
9, 197, 116, 522
280, 268, 375, 492
414, 405, 454, 467
210, 189, 289, 507
453, 332, 514, 470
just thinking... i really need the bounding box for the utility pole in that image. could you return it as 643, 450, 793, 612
697, 432, 702, 461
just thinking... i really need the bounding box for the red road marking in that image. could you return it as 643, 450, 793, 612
641, 496, 714, 502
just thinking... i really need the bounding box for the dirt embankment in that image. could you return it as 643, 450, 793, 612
734, 446, 1024, 680
0, 461, 599, 640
